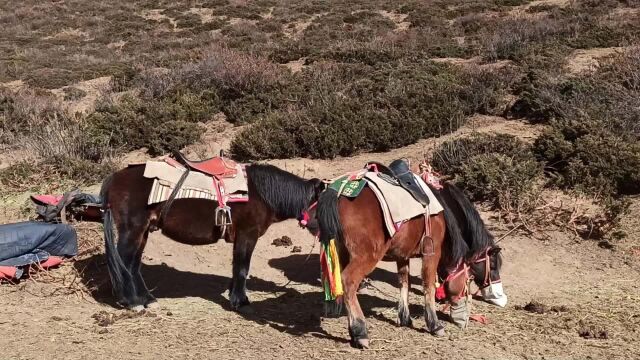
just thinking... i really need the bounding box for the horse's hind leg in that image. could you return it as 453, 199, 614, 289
342, 256, 379, 349
422, 254, 445, 336
129, 229, 157, 309
229, 229, 259, 311
397, 259, 412, 327
116, 221, 153, 310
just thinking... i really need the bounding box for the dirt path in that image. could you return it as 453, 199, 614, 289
1, 117, 638, 359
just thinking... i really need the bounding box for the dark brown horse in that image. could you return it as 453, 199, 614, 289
100, 163, 324, 311
305, 181, 503, 348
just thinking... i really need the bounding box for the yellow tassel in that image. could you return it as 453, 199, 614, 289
329, 239, 343, 297
435, 281, 441, 288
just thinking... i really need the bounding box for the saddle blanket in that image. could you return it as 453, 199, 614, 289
143, 161, 248, 205
363, 172, 444, 237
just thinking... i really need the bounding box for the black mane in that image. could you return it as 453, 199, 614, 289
246, 163, 320, 220
441, 183, 502, 269
427, 184, 467, 270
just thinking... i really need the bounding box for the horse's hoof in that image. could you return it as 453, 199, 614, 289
430, 326, 446, 337
129, 304, 145, 312
356, 338, 370, 349
145, 301, 160, 310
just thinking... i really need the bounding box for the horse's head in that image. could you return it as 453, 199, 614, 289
469, 246, 507, 307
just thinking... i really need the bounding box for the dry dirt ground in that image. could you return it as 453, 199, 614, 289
1, 118, 639, 360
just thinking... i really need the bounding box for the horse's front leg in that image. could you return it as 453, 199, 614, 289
229, 228, 259, 311
397, 259, 412, 327
422, 254, 445, 336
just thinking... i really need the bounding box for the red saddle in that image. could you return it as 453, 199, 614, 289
172, 151, 238, 178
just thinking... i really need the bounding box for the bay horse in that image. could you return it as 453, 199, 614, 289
100, 163, 324, 310
305, 181, 503, 348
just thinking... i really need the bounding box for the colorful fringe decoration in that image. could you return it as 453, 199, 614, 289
320, 238, 343, 302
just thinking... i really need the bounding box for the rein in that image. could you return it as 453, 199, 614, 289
470, 247, 499, 288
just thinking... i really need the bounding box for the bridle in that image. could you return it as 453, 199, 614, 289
298, 201, 318, 234
439, 246, 499, 302
470, 246, 500, 289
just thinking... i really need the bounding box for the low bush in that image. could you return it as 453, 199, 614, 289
432, 133, 541, 212
534, 122, 640, 196
62, 87, 87, 101
87, 94, 204, 155
513, 48, 640, 135
137, 45, 288, 123
231, 60, 514, 160
0, 90, 116, 188
481, 17, 573, 62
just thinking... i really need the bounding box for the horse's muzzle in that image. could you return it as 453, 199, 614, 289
481, 282, 508, 307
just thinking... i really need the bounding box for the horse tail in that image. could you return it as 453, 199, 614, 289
316, 187, 344, 317
428, 184, 467, 269
443, 183, 494, 254
100, 174, 130, 300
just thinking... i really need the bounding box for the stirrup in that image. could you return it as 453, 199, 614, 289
215, 206, 232, 226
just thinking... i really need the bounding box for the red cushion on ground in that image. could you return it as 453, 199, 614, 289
39, 256, 64, 269
0, 266, 18, 281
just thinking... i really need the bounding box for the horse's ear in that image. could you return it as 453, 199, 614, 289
489, 247, 502, 255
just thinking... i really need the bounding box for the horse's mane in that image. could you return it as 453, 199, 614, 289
442, 183, 502, 269
427, 184, 467, 270
246, 163, 318, 220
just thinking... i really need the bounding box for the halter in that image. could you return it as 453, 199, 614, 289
440, 260, 470, 303
298, 201, 317, 228
470, 246, 500, 289
439, 246, 497, 302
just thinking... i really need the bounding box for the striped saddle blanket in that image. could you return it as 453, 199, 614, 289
142, 159, 249, 205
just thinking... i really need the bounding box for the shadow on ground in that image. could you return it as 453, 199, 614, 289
73, 254, 438, 342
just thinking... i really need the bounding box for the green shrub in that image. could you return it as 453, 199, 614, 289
432, 133, 541, 212
433, 133, 535, 174
494, 0, 530, 6
459, 153, 541, 212
62, 87, 87, 101
87, 94, 204, 155
231, 60, 512, 160
137, 45, 288, 123
513, 48, 640, 132
231, 96, 414, 160
534, 123, 640, 196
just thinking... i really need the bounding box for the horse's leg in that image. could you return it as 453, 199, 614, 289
229, 228, 259, 310
397, 259, 412, 327
116, 219, 151, 310
342, 256, 379, 349
129, 229, 157, 309
422, 254, 445, 336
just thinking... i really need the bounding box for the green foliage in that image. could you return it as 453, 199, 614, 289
459, 153, 541, 212
433, 133, 534, 174
513, 49, 640, 135
231, 60, 514, 160
87, 94, 204, 155
62, 87, 87, 101
534, 123, 640, 196
494, 0, 530, 6
433, 133, 541, 211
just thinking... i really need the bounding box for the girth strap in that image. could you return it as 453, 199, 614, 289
158, 168, 191, 228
